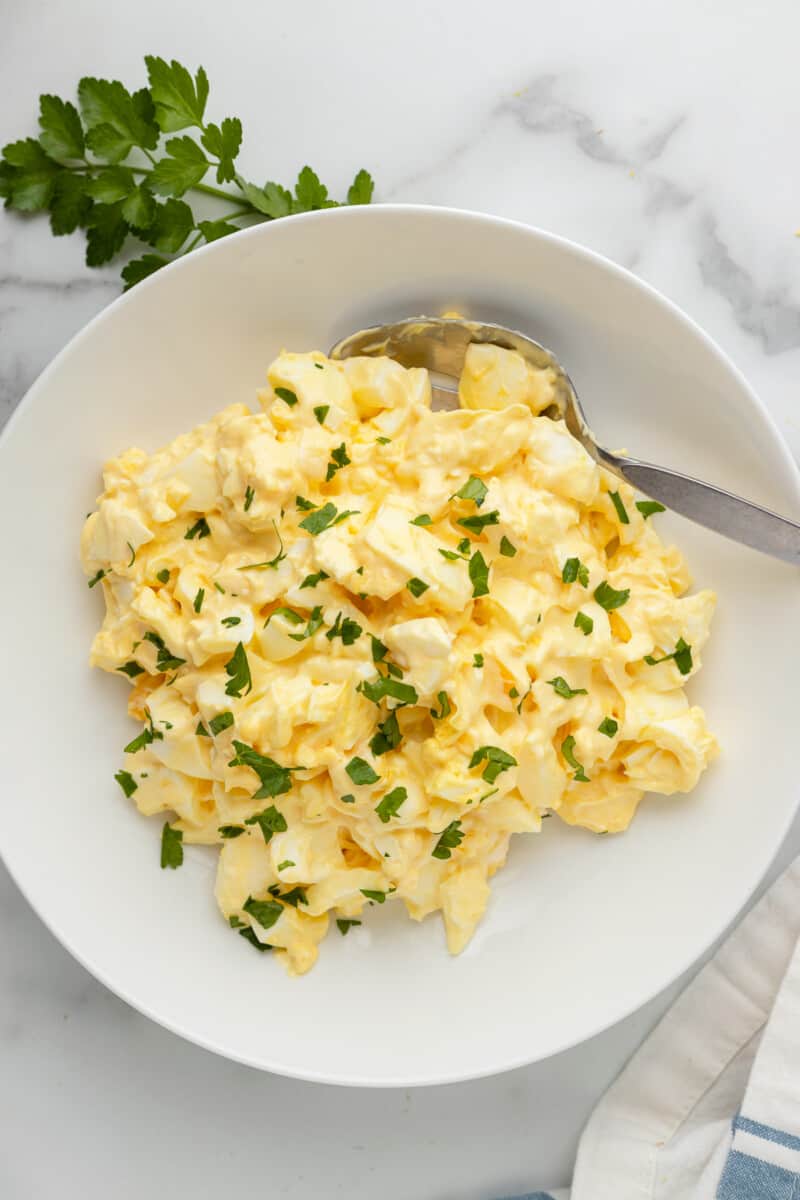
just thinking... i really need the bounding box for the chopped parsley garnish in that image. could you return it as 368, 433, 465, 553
469, 745, 517, 784
376, 436, 391, 445
593, 581, 630, 611
325, 442, 350, 481
406, 577, 429, 598
117, 661, 144, 678
547, 676, 588, 699
143, 630, 186, 673
609, 490, 630, 524
160, 823, 183, 869
516, 682, 534, 713
287, 605, 324, 642
156, 568, 170, 584
453, 475, 488, 507
326, 611, 362, 644
636, 500, 666, 519
360, 888, 391, 904
346, 756, 380, 786
473, 653, 484, 668
277, 859, 295, 870
375, 786, 407, 823
457, 509, 500, 535
230, 740, 300, 800
296, 495, 316, 511
313, 404, 329, 425
469, 550, 490, 597
509, 687, 519, 699
561, 735, 589, 782
574, 611, 593, 636
499, 536, 517, 557
224, 643, 252, 697
229, 915, 245, 928
598, 717, 619, 738
386, 661, 404, 678
218, 824, 245, 838
238, 926, 272, 952
267, 606, 304, 627
314, 363, 325, 371
274, 386, 298, 407
244, 805, 289, 843
196, 721, 210, 737
340, 794, 356, 804
239, 519, 286, 570
127, 541, 136, 567
369, 710, 401, 756
221, 616, 241, 627
123, 714, 163, 754
269, 884, 308, 908
209, 711, 234, 736
243, 894, 283, 929
370, 635, 388, 662
562, 557, 589, 587
644, 638, 693, 675
299, 501, 358, 535
114, 769, 137, 797
87, 568, 108, 588
411, 513, 432, 526
214, 582, 225, 593
438, 546, 469, 561
431, 691, 451, 719
337, 918, 361, 935
193, 588, 204, 613
300, 569, 329, 590
358, 675, 418, 706
432, 820, 464, 860
243, 485, 255, 511
184, 516, 211, 540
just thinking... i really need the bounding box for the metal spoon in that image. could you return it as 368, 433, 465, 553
330, 315, 800, 565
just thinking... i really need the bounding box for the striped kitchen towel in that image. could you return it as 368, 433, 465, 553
497, 857, 800, 1200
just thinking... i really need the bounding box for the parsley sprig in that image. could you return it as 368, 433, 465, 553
0, 56, 375, 289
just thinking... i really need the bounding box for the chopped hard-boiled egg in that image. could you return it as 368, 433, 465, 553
84, 345, 717, 975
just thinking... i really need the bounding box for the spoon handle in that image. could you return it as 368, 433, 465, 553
611, 457, 800, 565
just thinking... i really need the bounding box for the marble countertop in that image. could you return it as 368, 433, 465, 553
2, 2, 799, 1196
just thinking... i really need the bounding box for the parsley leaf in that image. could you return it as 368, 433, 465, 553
468, 745, 517, 784
457, 510, 500, 535
348, 169, 374, 204
562, 557, 589, 587
156, 568, 170, 584
325, 442, 350, 481
574, 611, 593, 636
299, 502, 358, 535
221, 616, 241, 627
431, 691, 451, 720
38, 94, 85, 162
196, 722, 210, 737
411, 514, 432, 526
300, 569, 329, 590
375, 786, 407, 823
87, 567, 108, 588
468, 550, 490, 597
370, 635, 388, 662
242, 894, 283, 930
360, 888, 391, 904
369, 710, 401, 756
313, 404, 329, 425
274, 386, 298, 407
432, 820, 464, 860
160, 822, 184, 868
561, 735, 590, 782
644, 638, 693, 675
114, 769, 137, 797
184, 516, 210, 540
295, 495, 316, 511
230, 739, 298, 800
244, 485, 255, 511
277, 859, 295, 870
406, 577, 429, 598
473, 653, 484, 668
117, 661, 144, 678
238, 926, 272, 952
200, 117, 242, 183
547, 676, 588, 699
193, 587, 204, 613
145, 56, 209, 131
223, 643, 252, 697
143, 630, 186, 672
452, 475, 488, 507
636, 500, 666, 519
593, 581, 630, 611
244, 805, 289, 843
340, 794, 356, 804
346, 756, 380, 785
238, 519, 286, 570
499, 536, 517, 557
609, 490, 630, 524
209, 711, 234, 736
598, 717, 619, 738
326, 612, 363, 645
218, 824, 245, 838
287, 605, 324, 642
358, 676, 418, 706
337, 918, 361, 935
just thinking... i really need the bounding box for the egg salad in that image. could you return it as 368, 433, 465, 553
82, 344, 718, 974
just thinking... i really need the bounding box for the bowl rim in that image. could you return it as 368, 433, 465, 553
2, 203, 799, 1087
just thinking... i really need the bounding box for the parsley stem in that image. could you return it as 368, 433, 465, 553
184, 230, 204, 253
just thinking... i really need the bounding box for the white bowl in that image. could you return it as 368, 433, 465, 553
1, 206, 798, 1087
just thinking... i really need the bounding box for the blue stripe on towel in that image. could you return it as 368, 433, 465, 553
734, 1115, 800, 1153
716, 1149, 797, 1199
